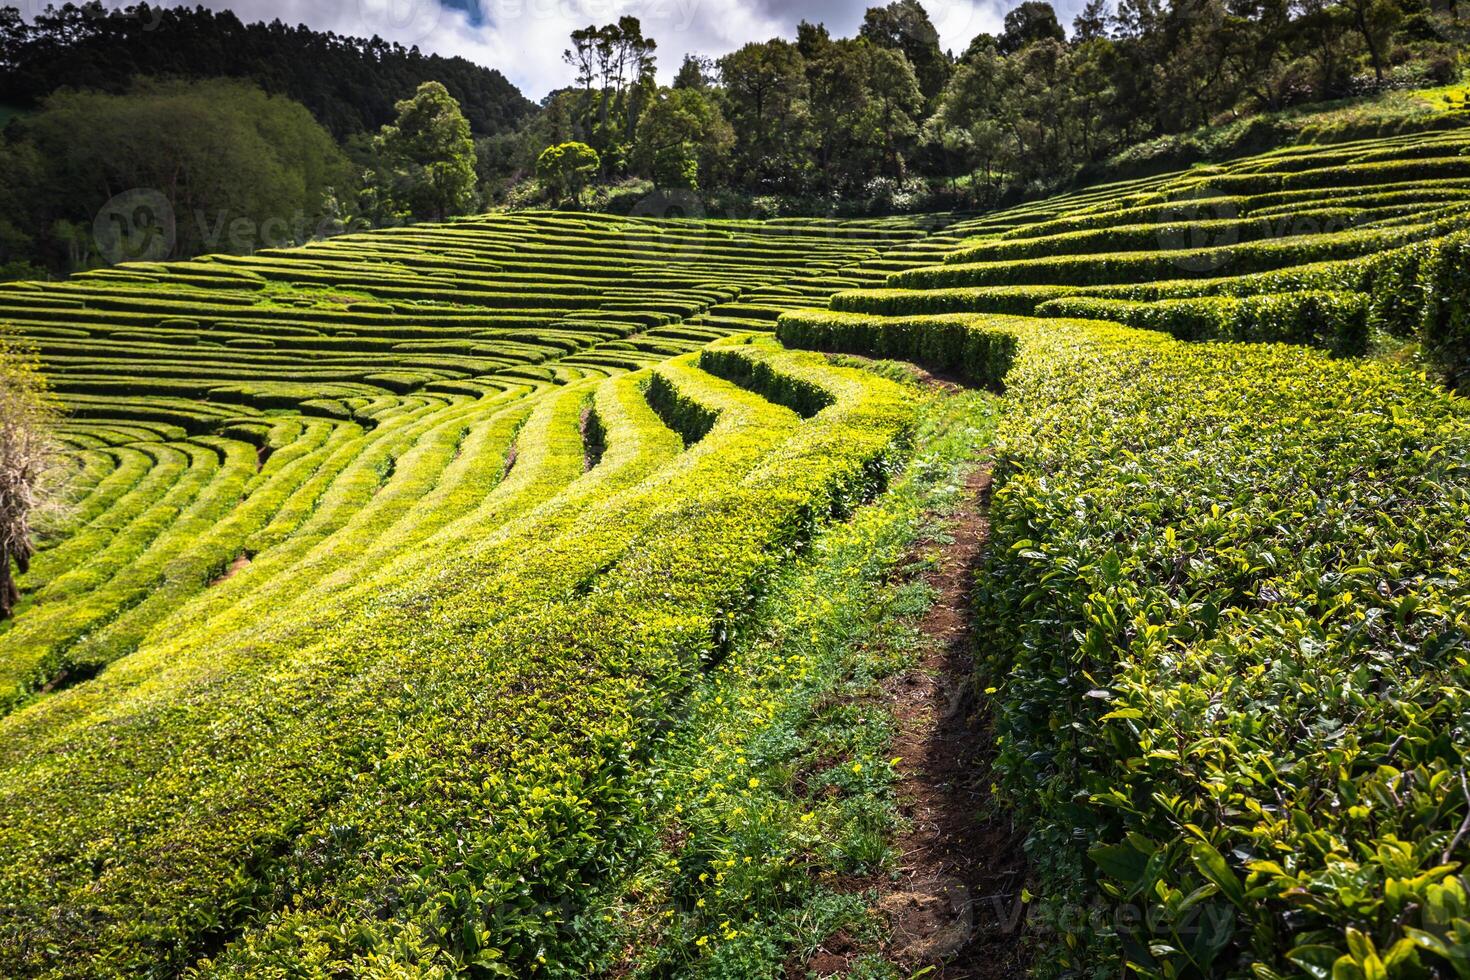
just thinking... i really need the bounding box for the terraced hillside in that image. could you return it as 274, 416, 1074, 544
0, 211, 1000, 710
0, 209, 1017, 976
778, 124, 1470, 976
839, 126, 1470, 386
4, 120, 1469, 979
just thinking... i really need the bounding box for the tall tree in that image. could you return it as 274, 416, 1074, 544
1340, 0, 1404, 82
718, 40, 815, 192
1073, 0, 1113, 39
372, 81, 479, 223
632, 87, 734, 190
999, 1, 1068, 53
672, 54, 716, 90
560, 18, 657, 173
806, 37, 924, 190
859, 1, 954, 107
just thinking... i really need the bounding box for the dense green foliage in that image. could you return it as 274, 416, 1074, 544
0, 2, 533, 138
787, 304, 1470, 977
501, 0, 1467, 208
365, 82, 481, 224
4, 24, 1470, 973
1, 77, 352, 270
823, 126, 1470, 384
5, 0, 1468, 280
1367, 228, 1470, 389
776, 122, 1470, 977
0, 204, 1021, 975
538, 143, 603, 206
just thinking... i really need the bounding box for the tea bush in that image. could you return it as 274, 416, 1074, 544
777, 307, 1470, 978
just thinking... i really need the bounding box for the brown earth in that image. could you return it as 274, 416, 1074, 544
876, 464, 1030, 979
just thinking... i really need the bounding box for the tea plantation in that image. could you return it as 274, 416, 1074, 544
779, 125, 1470, 976
2, 126, 1468, 978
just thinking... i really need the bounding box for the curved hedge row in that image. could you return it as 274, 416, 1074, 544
776, 307, 1470, 978
776, 309, 1018, 389
1035, 291, 1369, 353
0, 344, 921, 977
1368, 230, 1470, 390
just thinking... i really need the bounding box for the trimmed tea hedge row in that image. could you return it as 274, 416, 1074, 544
905, 219, 1465, 290
776, 309, 1018, 389
1367, 230, 1470, 390
776, 308, 1470, 978
981, 314, 1470, 978
0, 210, 989, 707
1035, 290, 1369, 353
0, 344, 921, 977
873, 130, 1470, 365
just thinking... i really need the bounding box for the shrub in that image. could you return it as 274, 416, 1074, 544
536, 141, 602, 206
777, 310, 1018, 389
1036, 291, 1370, 354
1418, 232, 1470, 392
779, 310, 1470, 978
1367, 231, 1470, 390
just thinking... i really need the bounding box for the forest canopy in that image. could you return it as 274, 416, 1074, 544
0, 0, 1465, 277
0, 2, 534, 137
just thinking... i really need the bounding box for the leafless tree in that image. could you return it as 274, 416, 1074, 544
0, 334, 62, 620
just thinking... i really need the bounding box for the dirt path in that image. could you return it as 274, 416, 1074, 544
877, 464, 1030, 979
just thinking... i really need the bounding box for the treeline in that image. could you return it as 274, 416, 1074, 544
0, 77, 478, 277
0, 2, 533, 137
491, 0, 1465, 209
0, 0, 1464, 277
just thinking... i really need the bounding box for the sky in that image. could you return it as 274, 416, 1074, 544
50, 0, 1087, 100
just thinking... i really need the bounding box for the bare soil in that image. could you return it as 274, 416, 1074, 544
876, 464, 1030, 979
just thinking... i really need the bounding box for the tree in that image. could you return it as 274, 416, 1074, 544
562, 18, 658, 171
371, 81, 479, 223
16, 77, 350, 264
1340, 0, 1404, 82
928, 38, 1012, 187
537, 141, 600, 206
718, 39, 815, 192
673, 54, 716, 90
1073, 0, 1113, 40
1297, 0, 1357, 97
632, 88, 733, 191
806, 37, 924, 190
999, 1, 1068, 53
0, 333, 60, 620
859, 0, 954, 107
0, 3, 533, 139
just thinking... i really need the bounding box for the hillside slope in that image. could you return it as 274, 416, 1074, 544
3, 120, 1469, 978
0, 210, 1007, 976
779, 124, 1470, 977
